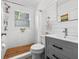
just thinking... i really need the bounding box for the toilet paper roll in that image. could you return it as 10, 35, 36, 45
2, 43, 6, 49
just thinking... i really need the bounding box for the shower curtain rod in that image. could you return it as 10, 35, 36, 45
2, 0, 25, 7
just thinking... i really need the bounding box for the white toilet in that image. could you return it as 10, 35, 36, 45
31, 43, 45, 59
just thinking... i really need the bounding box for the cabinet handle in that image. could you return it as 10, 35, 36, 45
52, 54, 59, 59
52, 45, 63, 50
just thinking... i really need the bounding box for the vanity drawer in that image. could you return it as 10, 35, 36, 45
47, 42, 77, 58
51, 43, 78, 59
46, 36, 77, 48
55, 37, 77, 47
47, 46, 70, 59
51, 50, 70, 59
46, 36, 78, 52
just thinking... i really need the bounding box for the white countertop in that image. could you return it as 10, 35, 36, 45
45, 34, 78, 44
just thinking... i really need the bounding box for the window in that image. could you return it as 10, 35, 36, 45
15, 11, 30, 27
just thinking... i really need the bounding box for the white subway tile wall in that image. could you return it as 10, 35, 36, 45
37, 0, 78, 43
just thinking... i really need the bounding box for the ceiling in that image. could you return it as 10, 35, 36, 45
4, 0, 42, 8
3, 0, 70, 9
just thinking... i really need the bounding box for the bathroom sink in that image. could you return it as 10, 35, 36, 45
65, 36, 78, 43
46, 34, 65, 40
45, 34, 78, 43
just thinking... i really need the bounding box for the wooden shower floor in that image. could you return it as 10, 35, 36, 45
4, 44, 33, 59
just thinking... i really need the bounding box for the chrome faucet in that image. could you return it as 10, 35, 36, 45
63, 28, 68, 38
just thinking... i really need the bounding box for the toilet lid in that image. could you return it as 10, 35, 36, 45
31, 43, 45, 50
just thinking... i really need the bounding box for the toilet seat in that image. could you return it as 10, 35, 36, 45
31, 43, 44, 50
31, 43, 45, 54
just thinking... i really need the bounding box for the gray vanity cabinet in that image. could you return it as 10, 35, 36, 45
45, 36, 78, 59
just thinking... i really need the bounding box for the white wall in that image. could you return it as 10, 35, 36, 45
35, 0, 48, 43
2, 1, 36, 58
56, 0, 78, 36
36, 0, 57, 43
7, 2, 36, 48
36, 0, 78, 43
